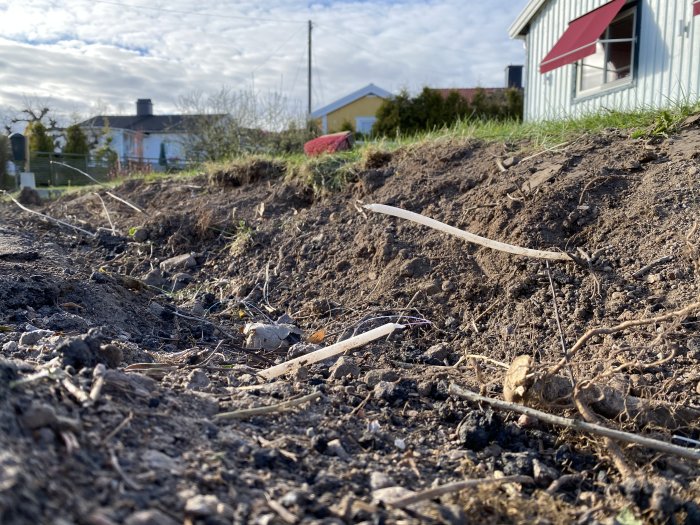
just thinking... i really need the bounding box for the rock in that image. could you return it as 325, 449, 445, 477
363, 368, 399, 387
98, 344, 123, 368
532, 459, 558, 485
160, 253, 197, 273
458, 409, 502, 450
19, 329, 54, 346
502, 156, 520, 168
142, 449, 181, 473
2, 341, 18, 353
369, 471, 395, 491
329, 356, 360, 380
45, 312, 88, 332
20, 402, 80, 432
399, 257, 431, 278
143, 269, 166, 288
90, 271, 110, 283
287, 342, 320, 359
244, 322, 302, 350
423, 343, 451, 362
326, 439, 351, 461
373, 380, 412, 404
170, 272, 193, 292
132, 228, 149, 242
185, 369, 210, 390
124, 510, 179, 525
184, 494, 234, 519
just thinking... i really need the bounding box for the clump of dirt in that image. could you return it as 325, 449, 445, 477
1, 125, 700, 524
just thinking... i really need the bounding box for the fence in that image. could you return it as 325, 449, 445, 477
29, 152, 112, 187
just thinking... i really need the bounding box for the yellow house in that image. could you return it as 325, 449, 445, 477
311, 83, 392, 135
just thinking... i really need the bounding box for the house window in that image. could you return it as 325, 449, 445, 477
577, 6, 636, 96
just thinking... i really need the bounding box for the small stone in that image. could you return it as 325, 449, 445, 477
160, 253, 197, 273
20, 403, 59, 430
424, 343, 451, 362
329, 356, 360, 380
502, 156, 520, 168
399, 257, 431, 278
142, 449, 181, 473
124, 509, 179, 525
185, 369, 210, 390
369, 471, 395, 490
441, 280, 456, 292
3, 341, 18, 352
143, 269, 166, 288
132, 228, 149, 242
532, 459, 558, 485
184, 494, 234, 519
98, 344, 123, 368
171, 273, 193, 292
90, 271, 109, 283
363, 368, 399, 387
326, 438, 351, 461
19, 329, 54, 346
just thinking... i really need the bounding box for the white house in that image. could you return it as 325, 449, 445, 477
79, 99, 201, 169
510, 0, 700, 121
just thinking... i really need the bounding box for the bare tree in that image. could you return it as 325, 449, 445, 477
176, 86, 306, 161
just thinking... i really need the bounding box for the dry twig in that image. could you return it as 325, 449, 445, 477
449, 384, 700, 462
4, 191, 96, 237
214, 391, 323, 421
365, 203, 574, 262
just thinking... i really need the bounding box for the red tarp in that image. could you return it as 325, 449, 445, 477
694, 1, 700, 16
540, 0, 627, 74
304, 131, 353, 157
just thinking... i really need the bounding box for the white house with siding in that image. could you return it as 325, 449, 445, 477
510, 0, 700, 121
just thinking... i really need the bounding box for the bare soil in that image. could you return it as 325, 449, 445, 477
1, 126, 700, 525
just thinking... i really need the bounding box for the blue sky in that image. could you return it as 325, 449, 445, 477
0, 0, 529, 125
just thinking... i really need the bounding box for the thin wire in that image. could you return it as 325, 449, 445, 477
546, 261, 575, 386
89, 0, 308, 24
252, 25, 306, 74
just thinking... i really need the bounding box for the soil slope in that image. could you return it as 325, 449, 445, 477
1, 126, 700, 525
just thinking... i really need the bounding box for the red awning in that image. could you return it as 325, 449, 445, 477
694, 1, 700, 16
540, 0, 627, 74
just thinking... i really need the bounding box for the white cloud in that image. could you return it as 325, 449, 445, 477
0, 0, 529, 123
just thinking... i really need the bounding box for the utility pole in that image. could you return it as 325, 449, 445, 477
308, 20, 313, 117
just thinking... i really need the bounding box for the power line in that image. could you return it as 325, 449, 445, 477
88, 0, 308, 24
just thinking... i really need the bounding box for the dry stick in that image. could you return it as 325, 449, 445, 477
89, 364, 107, 403
51, 161, 145, 214
108, 447, 142, 490
5, 192, 97, 237
548, 300, 700, 377
364, 204, 573, 262
572, 385, 634, 478
102, 412, 134, 444
449, 384, 700, 462
62, 377, 90, 404
258, 323, 404, 380
387, 475, 533, 509
520, 141, 569, 163
545, 261, 575, 387
632, 255, 674, 279
214, 391, 323, 421
94, 192, 116, 234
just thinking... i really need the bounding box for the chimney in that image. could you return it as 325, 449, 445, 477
136, 99, 153, 117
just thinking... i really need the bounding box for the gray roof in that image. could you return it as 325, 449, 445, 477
78, 114, 223, 133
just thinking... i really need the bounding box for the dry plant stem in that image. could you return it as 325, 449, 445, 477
365, 204, 572, 262
93, 193, 116, 234
458, 354, 509, 369
548, 300, 700, 377
520, 141, 569, 163
62, 377, 90, 404
102, 412, 134, 444
265, 493, 297, 524
51, 161, 145, 214
546, 261, 575, 386
214, 391, 323, 421
573, 386, 634, 478
5, 192, 96, 237
108, 447, 141, 490
258, 323, 404, 380
89, 364, 107, 403
632, 255, 674, 279
449, 384, 700, 462
387, 475, 533, 509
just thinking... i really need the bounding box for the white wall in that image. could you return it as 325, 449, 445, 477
523, 0, 700, 121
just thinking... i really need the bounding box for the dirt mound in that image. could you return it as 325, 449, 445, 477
1, 126, 700, 524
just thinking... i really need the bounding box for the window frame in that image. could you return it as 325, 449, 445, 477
574, 4, 638, 98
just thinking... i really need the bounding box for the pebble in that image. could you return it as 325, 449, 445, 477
132, 228, 149, 242
326, 438, 351, 461
185, 494, 234, 519
369, 471, 395, 490
3, 341, 18, 352
532, 458, 558, 485
143, 268, 166, 288
160, 253, 197, 273
329, 356, 360, 380
124, 509, 179, 525
363, 368, 399, 387
19, 329, 54, 346
423, 343, 451, 362
185, 369, 210, 390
